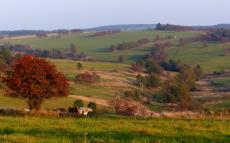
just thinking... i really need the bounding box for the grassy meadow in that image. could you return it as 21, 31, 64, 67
2, 30, 230, 73
2, 30, 202, 63
0, 116, 229, 143
212, 77, 230, 87
167, 42, 230, 72
0, 30, 230, 143
51, 59, 134, 98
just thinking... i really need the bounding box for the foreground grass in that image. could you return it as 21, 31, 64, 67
0, 116, 229, 143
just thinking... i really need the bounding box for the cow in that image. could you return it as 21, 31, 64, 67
77, 107, 93, 116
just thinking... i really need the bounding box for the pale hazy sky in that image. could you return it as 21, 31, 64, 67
0, 0, 229, 30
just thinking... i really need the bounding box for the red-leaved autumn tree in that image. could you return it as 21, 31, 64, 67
2, 55, 69, 111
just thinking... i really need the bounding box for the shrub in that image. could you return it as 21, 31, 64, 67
75, 72, 100, 83
131, 60, 144, 72
162, 79, 191, 111
145, 60, 162, 74
74, 100, 83, 108
160, 60, 180, 72
178, 64, 196, 90
136, 74, 161, 90
87, 102, 97, 116
194, 64, 202, 80
87, 102, 97, 111
124, 90, 141, 100
118, 55, 124, 63
145, 74, 161, 88
213, 69, 225, 76
77, 63, 83, 70
110, 98, 152, 116
0, 109, 25, 116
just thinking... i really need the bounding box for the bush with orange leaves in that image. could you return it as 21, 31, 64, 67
1, 55, 69, 111
110, 97, 153, 116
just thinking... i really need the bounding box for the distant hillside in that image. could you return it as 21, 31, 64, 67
193, 24, 230, 30
0, 24, 156, 37
0, 30, 48, 37
84, 24, 156, 32
1, 23, 230, 37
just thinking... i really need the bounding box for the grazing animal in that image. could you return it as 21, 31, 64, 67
23, 108, 31, 112
77, 107, 93, 116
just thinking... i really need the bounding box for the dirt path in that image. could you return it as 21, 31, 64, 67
69, 95, 111, 107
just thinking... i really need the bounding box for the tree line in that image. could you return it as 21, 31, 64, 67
94, 30, 121, 37
155, 23, 193, 31
0, 43, 91, 61
201, 29, 230, 42
109, 38, 151, 52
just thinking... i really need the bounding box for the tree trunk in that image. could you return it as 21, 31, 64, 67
28, 97, 43, 111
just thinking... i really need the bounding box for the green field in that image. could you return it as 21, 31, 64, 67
0, 116, 229, 143
167, 42, 230, 72
3, 30, 230, 72
3, 30, 202, 63
50, 59, 129, 80
207, 100, 230, 111
212, 77, 230, 87
0, 95, 76, 110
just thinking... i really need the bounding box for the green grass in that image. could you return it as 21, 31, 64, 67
69, 83, 117, 98
167, 42, 230, 72
0, 95, 112, 115
50, 59, 128, 80
4, 30, 202, 63
5, 30, 230, 72
0, 95, 74, 110
212, 77, 230, 87
0, 116, 229, 143
207, 100, 230, 111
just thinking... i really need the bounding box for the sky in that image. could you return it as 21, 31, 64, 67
0, 0, 229, 30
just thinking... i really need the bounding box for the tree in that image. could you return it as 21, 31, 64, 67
145, 60, 161, 74
0, 48, 12, 64
0, 58, 8, 73
176, 82, 191, 110
69, 43, 78, 57
145, 74, 161, 88
160, 60, 180, 72
162, 79, 178, 103
155, 23, 164, 30
74, 100, 83, 108
136, 74, 145, 92
118, 55, 124, 63
162, 79, 191, 110
131, 60, 144, 72
77, 63, 83, 70
87, 102, 96, 111
2, 55, 69, 111
75, 72, 100, 83
178, 64, 196, 90
194, 64, 202, 80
